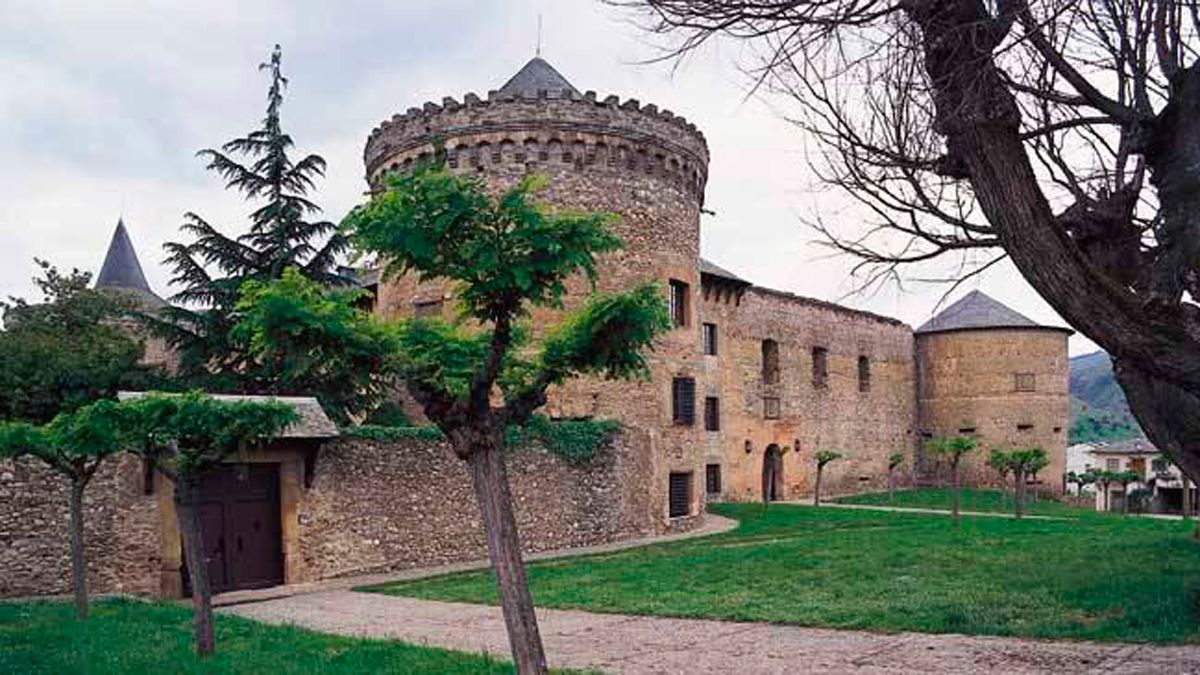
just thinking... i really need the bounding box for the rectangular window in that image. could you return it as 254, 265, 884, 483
702, 323, 718, 356
763, 396, 781, 419
668, 472, 692, 518
957, 427, 976, 435
1106, 458, 1120, 471
704, 396, 720, 431
1014, 372, 1036, 392
812, 347, 828, 388
762, 339, 780, 384
413, 299, 444, 318
668, 279, 689, 328
1017, 423, 1034, 432
705, 464, 722, 495
858, 355, 871, 392
672, 377, 696, 426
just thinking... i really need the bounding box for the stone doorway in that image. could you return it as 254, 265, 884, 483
762, 444, 784, 502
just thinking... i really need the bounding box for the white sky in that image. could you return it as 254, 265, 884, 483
0, 0, 1097, 355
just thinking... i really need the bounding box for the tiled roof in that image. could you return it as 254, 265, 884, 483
117, 392, 339, 439
916, 290, 1065, 334
498, 57, 579, 97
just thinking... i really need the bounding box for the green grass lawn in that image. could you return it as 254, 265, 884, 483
834, 487, 1090, 517
0, 598, 515, 674
364, 497, 1200, 644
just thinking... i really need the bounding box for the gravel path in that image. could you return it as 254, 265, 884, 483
224, 591, 1200, 674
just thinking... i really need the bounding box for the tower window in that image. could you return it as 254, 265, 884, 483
762, 339, 780, 384
668, 279, 689, 327
763, 397, 781, 419
705, 464, 722, 495
858, 356, 871, 392
812, 347, 828, 388
704, 396, 720, 431
1014, 373, 1036, 392
672, 377, 696, 426
702, 323, 718, 356
1017, 423, 1034, 432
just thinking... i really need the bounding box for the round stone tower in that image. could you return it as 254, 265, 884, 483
914, 291, 1072, 494
364, 57, 713, 523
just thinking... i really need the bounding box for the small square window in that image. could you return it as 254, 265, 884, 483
702, 323, 718, 356
763, 397, 781, 419
1106, 458, 1120, 471
1014, 373, 1036, 392
668, 280, 689, 328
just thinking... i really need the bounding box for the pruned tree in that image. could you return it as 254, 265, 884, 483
155, 46, 350, 396
887, 450, 905, 502
988, 449, 1015, 508
991, 447, 1049, 517
814, 449, 842, 505
0, 400, 127, 619
1112, 469, 1142, 514
124, 393, 297, 657
1095, 470, 1116, 511
1066, 470, 1094, 497
610, 0, 1200, 492
341, 162, 670, 674
927, 435, 976, 523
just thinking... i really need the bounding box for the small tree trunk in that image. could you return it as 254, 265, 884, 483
951, 458, 961, 525
1013, 470, 1025, 519
67, 476, 89, 620
814, 466, 823, 506
175, 473, 215, 657
888, 469, 894, 503
1122, 484, 1130, 514
1184, 475, 1193, 519
467, 440, 547, 675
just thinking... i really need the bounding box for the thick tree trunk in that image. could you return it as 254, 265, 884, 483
814, 466, 823, 506
467, 440, 547, 675
1013, 469, 1025, 519
175, 474, 215, 657
951, 459, 961, 524
67, 477, 89, 620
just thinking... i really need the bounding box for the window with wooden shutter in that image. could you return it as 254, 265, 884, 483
672, 377, 696, 425
702, 323, 718, 356
812, 347, 828, 388
704, 396, 720, 431
669, 472, 692, 518
858, 356, 871, 392
668, 279, 689, 328
705, 464, 722, 495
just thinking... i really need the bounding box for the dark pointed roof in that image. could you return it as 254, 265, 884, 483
498, 56, 579, 97
96, 220, 166, 308
700, 258, 750, 285
916, 290, 1068, 334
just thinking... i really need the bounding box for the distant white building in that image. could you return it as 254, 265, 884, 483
1086, 439, 1195, 513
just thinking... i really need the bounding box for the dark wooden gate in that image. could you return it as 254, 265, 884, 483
183, 463, 283, 595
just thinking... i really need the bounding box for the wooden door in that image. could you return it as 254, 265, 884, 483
183, 463, 283, 595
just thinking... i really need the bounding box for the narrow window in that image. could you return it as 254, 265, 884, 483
702, 323, 718, 356
668, 472, 692, 518
668, 279, 689, 328
704, 396, 720, 431
761, 339, 780, 384
705, 464, 722, 495
812, 347, 828, 388
957, 427, 977, 435
1017, 423, 1034, 432
1014, 372, 1036, 392
858, 355, 871, 392
763, 396, 781, 419
672, 377, 696, 426
413, 299, 443, 318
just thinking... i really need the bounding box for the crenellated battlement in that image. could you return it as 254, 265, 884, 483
364, 86, 710, 204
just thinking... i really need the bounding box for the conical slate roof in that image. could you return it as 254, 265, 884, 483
916, 290, 1059, 334
498, 56, 579, 97
96, 219, 166, 308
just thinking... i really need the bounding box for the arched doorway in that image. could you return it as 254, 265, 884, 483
762, 444, 784, 502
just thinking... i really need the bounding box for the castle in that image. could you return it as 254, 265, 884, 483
0, 57, 1071, 600
363, 56, 1072, 517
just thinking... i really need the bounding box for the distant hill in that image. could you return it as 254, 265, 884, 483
1069, 351, 1143, 444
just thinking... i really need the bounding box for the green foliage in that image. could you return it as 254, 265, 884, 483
926, 435, 977, 461
231, 268, 395, 422
0, 399, 131, 481
123, 392, 298, 474
343, 165, 620, 323
345, 424, 447, 443
369, 501, 1200, 644
157, 46, 350, 389
815, 449, 842, 467
346, 416, 621, 464
987, 449, 1012, 478
888, 451, 905, 471
0, 260, 163, 424
0, 598, 521, 674
362, 400, 411, 428
388, 319, 492, 401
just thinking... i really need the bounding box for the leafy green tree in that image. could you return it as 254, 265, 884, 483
813, 450, 842, 506
124, 393, 297, 657
1065, 470, 1093, 498
990, 447, 1049, 518
157, 46, 349, 391
231, 268, 395, 423
342, 162, 670, 674
0, 400, 128, 619
1094, 470, 1116, 511
1112, 470, 1142, 514
0, 260, 160, 423
887, 451, 905, 503
988, 449, 1014, 508
927, 435, 977, 524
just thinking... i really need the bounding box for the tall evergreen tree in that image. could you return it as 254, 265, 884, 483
157, 45, 349, 385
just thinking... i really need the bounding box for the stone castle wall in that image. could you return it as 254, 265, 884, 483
916, 328, 1071, 493
0, 432, 659, 598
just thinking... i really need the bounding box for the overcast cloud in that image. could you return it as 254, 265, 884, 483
0, 0, 1097, 355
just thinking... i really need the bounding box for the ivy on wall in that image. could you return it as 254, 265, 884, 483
344, 415, 621, 465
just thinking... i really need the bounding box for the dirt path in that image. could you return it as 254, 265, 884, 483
224, 591, 1200, 674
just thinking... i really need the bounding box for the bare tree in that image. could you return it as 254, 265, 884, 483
609, 0, 1200, 485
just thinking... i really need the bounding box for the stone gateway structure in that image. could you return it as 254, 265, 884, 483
0, 56, 1070, 600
